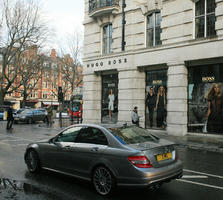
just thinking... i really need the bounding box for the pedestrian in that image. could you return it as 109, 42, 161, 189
155, 86, 166, 129
131, 106, 140, 127
47, 105, 53, 127
6, 105, 14, 130
146, 87, 156, 127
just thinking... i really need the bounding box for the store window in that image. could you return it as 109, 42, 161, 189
195, 0, 216, 38
102, 23, 113, 54
145, 70, 167, 129
147, 12, 162, 47
101, 74, 118, 123
188, 64, 223, 134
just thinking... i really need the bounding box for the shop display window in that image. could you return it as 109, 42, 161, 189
101, 74, 118, 123
188, 64, 223, 134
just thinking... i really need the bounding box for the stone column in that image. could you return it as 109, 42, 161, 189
118, 69, 146, 127
216, 0, 223, 36
167, 62, 188, 136
82, 73, 101, 123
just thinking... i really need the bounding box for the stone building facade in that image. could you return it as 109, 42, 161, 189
83, 0, 223, 136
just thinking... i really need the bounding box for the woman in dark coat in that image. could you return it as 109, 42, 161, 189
155, 86, 166, 129
206, 83, 223, 133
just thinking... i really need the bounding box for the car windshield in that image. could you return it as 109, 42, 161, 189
109, 126, 159, 145
17, 109, 24, 114
71, 102, 81, 112
22, 110, 33, 114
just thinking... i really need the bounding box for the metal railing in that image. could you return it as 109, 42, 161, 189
89, 0, 120, 13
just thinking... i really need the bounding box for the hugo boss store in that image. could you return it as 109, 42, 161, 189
83, 56, 223, 136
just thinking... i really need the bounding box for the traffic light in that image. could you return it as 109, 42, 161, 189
58, 87, 63, 102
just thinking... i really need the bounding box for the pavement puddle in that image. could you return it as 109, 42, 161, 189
0, 178, 68, 200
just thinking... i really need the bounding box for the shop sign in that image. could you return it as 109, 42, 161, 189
202, 76, 215, 82
86, 58, 127, 68
152, 80, 163, 85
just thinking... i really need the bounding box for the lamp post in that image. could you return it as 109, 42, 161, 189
121, 0, 126, 51
70, 95, 74, 125
58, 87, 63, 128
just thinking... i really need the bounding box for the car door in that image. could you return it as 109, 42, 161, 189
39, 126, 82, 171
66, 126, 108, 178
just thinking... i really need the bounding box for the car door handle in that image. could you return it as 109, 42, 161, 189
90, 147, 99, 152
63, 146, 72, 151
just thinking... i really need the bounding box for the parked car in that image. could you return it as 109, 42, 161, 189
0, 105, 13, 120
24, 124, 183, 195
14, 109, 47, 124
0, 106, 6, 120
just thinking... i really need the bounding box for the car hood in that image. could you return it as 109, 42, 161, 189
126, 138, 175, 151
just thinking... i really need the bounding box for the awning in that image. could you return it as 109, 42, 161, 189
42, 101, 59, 106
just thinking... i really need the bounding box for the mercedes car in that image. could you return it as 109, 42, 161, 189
24, 124, 183, 195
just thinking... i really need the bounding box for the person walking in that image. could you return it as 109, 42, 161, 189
6, 105, 14, 130
131, 106, 140, 127
47, 105, 53, 127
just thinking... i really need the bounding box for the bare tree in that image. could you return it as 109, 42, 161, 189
59, 30, 83, 100
19, 50, 44, 108
0, 0, 49, 105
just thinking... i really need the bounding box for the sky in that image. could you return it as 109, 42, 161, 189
42, 0, 84, 53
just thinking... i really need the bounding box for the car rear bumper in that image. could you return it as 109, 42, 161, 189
117, 160, 183, 187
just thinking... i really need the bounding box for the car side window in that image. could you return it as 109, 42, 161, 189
75, 127, 108, 145
55, 127, 82, 142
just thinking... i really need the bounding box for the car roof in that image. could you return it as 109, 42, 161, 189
74, 123, 134, 130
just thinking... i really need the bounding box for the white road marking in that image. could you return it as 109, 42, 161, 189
177, 179, 223, 190
0, 134, 34, 142
182, 175, 208, 179
1, 139, 28, 142
184, 169, 223, 179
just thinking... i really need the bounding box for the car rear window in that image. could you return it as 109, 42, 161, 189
109, 126, 159, 145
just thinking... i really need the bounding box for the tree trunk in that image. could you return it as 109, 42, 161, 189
21, 92, 28, 108
0, 90, 6, 106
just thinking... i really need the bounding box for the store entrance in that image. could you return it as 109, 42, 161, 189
145, 69, 167, 129
101, 74, 118, 123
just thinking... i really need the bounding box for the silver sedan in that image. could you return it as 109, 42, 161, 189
24, 124, 183, 195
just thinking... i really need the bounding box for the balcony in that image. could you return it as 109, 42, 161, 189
89, 0, 120, 17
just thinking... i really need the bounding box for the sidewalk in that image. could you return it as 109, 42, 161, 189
149, 129, 223, 153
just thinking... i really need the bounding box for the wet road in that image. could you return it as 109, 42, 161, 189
0, 122, 223, 200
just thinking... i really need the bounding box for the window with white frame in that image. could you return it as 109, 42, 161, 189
147, 12, 162, 47
195, 0, 216, 38
102, 23, 113, 54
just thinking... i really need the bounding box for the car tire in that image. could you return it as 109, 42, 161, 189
92, 166, 116, 196
25, 150, 41, 173
43, 117, 47, 123
28, 118, 33, 124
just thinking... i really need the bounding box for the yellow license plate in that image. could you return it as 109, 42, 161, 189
156, 152, 172, 162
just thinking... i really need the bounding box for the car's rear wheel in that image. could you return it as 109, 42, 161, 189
25, 150, 41, 173
28, 118, 33, 124
92, 166, 115, 196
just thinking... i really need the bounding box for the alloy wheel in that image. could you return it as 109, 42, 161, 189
93, 166, 114, 195
26, 150, 40, 173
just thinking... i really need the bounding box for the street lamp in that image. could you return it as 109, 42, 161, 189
58, 86, 63, 128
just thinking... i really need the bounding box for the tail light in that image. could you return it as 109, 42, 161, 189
128, 156, 152, 168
